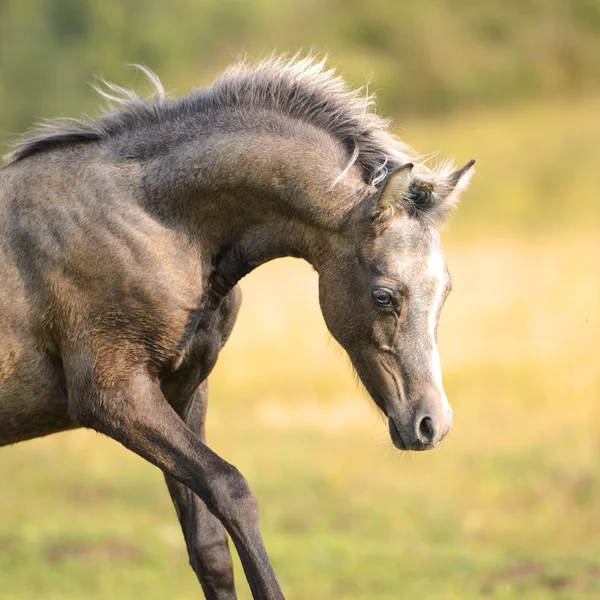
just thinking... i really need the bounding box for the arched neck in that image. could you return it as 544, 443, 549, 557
136, 123, 371, 296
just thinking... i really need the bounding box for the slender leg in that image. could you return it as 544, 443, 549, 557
67, 366, 284, 600
164, 382, 237, 599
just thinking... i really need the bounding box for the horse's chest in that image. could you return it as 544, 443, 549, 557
160, 287, 242, 407
184, 316, 223, 378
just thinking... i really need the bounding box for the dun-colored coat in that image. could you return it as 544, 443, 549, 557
0, 56, 474, 599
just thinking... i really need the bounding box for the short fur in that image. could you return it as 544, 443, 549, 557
0, 55, 474, 600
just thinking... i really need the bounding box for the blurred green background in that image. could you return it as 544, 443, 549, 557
1, 1, 599, 599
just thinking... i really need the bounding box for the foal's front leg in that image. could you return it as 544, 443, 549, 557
67, 364, 284, 600
164, 382, 237, 599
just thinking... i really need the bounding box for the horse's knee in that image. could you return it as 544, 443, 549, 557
191, 539, 235, 591
209, 463, 259, 524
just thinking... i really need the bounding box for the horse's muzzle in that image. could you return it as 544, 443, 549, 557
388, 401, 453, 451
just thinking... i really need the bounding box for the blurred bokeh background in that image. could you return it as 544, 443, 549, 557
1, 1, 599, 598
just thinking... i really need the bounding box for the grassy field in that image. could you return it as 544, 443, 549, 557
1, 94, 599, 599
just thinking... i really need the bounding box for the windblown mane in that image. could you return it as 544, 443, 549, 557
6, 55, 450, 190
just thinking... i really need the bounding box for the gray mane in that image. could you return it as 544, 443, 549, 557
6, 55, 420, 186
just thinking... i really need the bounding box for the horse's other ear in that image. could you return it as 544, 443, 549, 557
373, 162, 414, 223
441, 159, 476, 213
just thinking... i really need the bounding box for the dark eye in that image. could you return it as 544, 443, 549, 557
372, 288, 395, 308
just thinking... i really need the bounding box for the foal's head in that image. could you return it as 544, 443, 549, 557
319, 161, 474, 451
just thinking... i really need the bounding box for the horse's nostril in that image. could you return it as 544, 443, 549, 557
418, 416, 435, 444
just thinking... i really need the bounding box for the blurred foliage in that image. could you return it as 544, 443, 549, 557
1, 0, 600, 151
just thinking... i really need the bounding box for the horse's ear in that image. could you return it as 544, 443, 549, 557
440, 159, 476, 212
372, 162, 414, 222
371, 159, 475, 225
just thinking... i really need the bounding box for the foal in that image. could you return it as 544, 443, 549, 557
0, 56, 474, 599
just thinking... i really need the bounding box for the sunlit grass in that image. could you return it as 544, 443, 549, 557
1, 95, 599, 599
